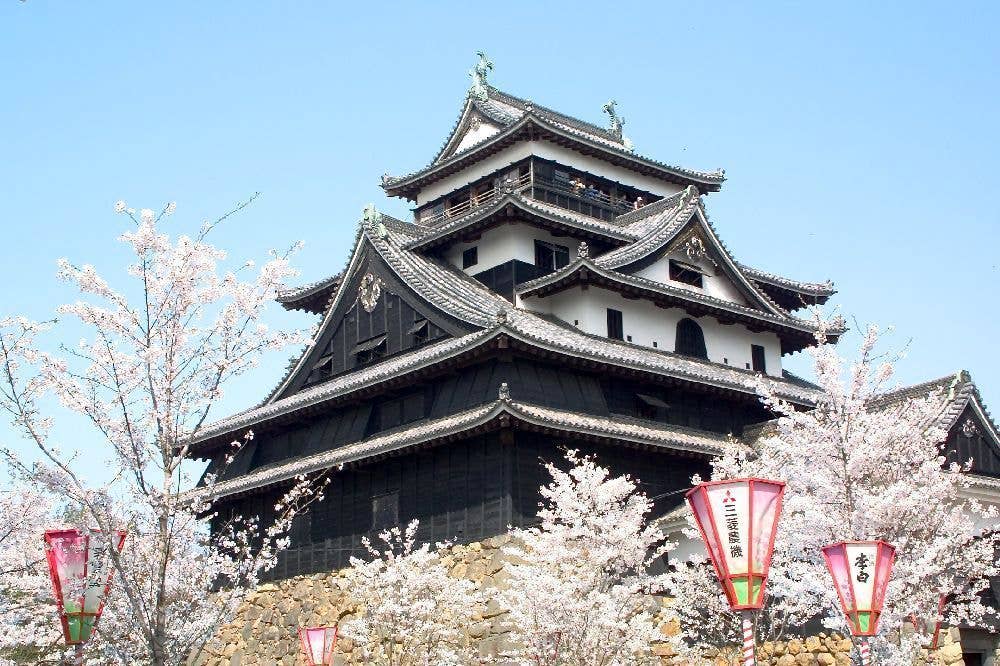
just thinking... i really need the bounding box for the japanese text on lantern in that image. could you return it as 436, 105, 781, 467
854, 553, 870, 583
724, 492, 743, 559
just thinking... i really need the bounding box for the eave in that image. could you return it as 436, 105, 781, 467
191, 394, 732, 502
739, 263, 836, 311
382, 115, 725, 202
598, 195, 796, 320
188, 317, 823, 457
276, 272, 343, 314
517, 259, 839, 354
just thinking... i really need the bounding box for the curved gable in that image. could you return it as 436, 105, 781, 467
599, 198, 787, 317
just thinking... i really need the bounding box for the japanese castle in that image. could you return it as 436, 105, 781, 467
190, 56, 1000, 590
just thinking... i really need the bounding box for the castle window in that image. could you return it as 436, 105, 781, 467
669, 260, 704, 288
408, 319, 429, 346
751, 344, 767, 373
462, 246, 478, 269
534, 240, 570, 272
372, 491, 399, 532
354, 334, 387, 365
309, 352, 334, 381
675, 318, 707, 359
636, 393, 670, 421
607, 309, 624, 340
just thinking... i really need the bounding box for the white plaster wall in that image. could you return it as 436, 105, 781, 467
416, 140, 685, 205
443, 222, 581, 275
453, 117, 501, 153
635, 252, 750, 306
521, 286, 783, 376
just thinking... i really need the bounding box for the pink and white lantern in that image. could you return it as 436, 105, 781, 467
43, 528, 127, 647
822, 541, 896, 666
822, 541, 895, 637
686, 478, 785, 666
298, 625, 338, 665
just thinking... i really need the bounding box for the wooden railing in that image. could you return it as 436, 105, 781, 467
418, 171, 639, 226
419, 172, 531, 225
529, 175, 633, 215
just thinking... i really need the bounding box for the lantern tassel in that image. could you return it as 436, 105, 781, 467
73, 644, 84, 666
741, 610, 756, 666
858, 638, 871, 666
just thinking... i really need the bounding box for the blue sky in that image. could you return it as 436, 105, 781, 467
1, 2, 998, 478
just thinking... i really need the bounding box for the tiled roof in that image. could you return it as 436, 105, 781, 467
594, 190, 802, 320
613, 190, 688, 232
516, 257, 837, 340
275, 271, 344, 312
191, 331, 497, 447
879, 371, 1000, 446
483, 86, 628, 147
738, 263, 836, 297
201, 198, 841, 445
431, 86, 630, 166
275, 213, 421, 314
499, 309, 820, 404
373, 218, 826, 403
382, 99, 725, 197
741, 372, 1000, 454
595, 186, 700, 269
191, 395, 732, 501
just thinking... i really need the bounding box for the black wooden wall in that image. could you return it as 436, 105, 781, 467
209, 356, 768, 484
508, 432, 709, 529
281, 252, 474, 397
214, 430, 708, 581
945, 406, 1000, 477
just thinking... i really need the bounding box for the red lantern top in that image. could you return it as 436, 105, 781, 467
685, 478, 785, 610
43, 528, 127, 645
822, 541, 896, 636
298, 626, 338, 665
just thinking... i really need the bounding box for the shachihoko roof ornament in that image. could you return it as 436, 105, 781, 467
469, 51, 493, 102
602, 100, 625, 139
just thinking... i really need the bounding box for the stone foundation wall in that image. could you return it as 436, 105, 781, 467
195, 537, 964, 666
196, 536, 517, 665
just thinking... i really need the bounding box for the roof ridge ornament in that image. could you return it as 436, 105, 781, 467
602, 99, 625, 139
577, 241, 590, 259
469, 51, 493, 102
680, 184, 699, 207
498, 382, 511, 402
494, 308, 508, 326
680, 234, 716, 268
362, 204, 387, 239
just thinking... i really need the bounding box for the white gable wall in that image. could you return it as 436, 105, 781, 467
521, 285, 783, 376
416, 140, 685, 206
443, 222, 581, 275
452, 117, 501, 154
635, 252, 751, 306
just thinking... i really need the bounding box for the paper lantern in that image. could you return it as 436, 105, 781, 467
822, 541, 896, 636
43, 528, 127, 645
298, 626, 338, 665
685, 478, 786, 609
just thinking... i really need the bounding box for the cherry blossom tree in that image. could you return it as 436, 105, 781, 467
499, 449, 673, 666
667, 323, 1000, 665
339, 519, 483, 665
0, 200, 327, 665
0, 484, 64, 664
